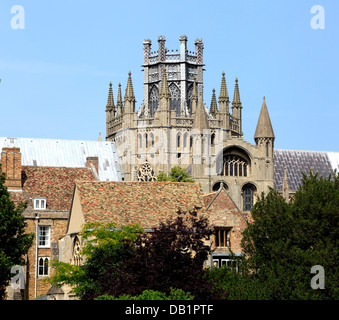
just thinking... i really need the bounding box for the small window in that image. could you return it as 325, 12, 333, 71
38, 257, 49, 276
34, 198, 46, 210
38, 226, 51, 248
215, 228, 231, 247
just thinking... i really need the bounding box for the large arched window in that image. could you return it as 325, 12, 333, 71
242, 183, 256, 211
137, 161, 156, 181
219, 154, 249, 177
169, 83, 181, 115
149, 85, 159, 116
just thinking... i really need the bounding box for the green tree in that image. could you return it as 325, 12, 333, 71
157, 166, 194, 182
0, 165, 34, 299
48, 222, 144, 299
209, 171, 339, 300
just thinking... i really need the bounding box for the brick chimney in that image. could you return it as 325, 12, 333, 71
86, 156, 99, 176
1, 147, 22, 190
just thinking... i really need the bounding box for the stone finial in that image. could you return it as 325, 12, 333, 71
106, 81, 115, 112
254, 96, 275, 140
232, 77, 241, 106
210, 88, 218, 117
116, 83, 123, 116
98, 132, 102, 141
218, 71, 229, 102
124, 71, 135, 102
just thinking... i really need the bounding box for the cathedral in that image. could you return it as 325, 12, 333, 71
105, 35, 275, 212
1, 35, 338, 300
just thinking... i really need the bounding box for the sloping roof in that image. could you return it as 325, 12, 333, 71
0, 137, 123, 181
9, 166, 96, 211
274, 149, 339, 191
75, 181, 205, 229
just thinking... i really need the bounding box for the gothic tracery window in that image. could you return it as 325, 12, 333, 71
73, 237, 82, 266
149, 85, 159, 116
137, 161, 156, 181
242, 184, 256, 211
169, 83, 181, 115
219, 154, 249, 177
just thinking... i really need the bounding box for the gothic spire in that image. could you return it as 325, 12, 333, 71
218, 71, 229, 102
106, 82, 115, 111
124, 71, 135, 102
254, 96, 275, 139
210, 88, 218, 117
193, 93, 209, 132
232, 77, 241, 107
159, 68, 171, 99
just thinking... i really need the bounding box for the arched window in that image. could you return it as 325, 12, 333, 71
183, 132, 188, 149
211, 133, 215, 146
242, 184, 256, 211
266, 141, 270, 157
219, 154, 249, 177
149, 132, 154, 148
177, 133, 181, 148
137, 161, 156, 181
145, 133, 148, 148
149, 85, 159, 116
212, 181, 228, 192
169, 83, 181, 115
138, 134, 142, 149
73, 237, 82, 266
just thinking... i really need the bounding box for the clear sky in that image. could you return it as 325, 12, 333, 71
0, 0, 338, 151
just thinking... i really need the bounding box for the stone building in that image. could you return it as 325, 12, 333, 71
0, 137, 122, 300
105, 35, 275, 213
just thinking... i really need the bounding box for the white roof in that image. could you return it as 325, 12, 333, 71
0, 137, 123, 181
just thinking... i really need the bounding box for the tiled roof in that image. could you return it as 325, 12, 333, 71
274, 149, 338, 191
10, 166, 96, 211
0, 137, 123, 181
76, 181, 205, 229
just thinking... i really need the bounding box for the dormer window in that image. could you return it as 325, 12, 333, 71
34, 198, 46, 210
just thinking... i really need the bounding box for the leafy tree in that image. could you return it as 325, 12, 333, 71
95, 288, 194, 300
157, 166, 194, 182
96, 208, 213, 300
0, 165, 34, 299
48, 222, 144, 299
209, 171, 339, 300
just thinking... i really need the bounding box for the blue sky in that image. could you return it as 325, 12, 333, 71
0, 0, 338, 151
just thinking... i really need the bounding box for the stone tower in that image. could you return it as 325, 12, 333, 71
105, 35, 275, 212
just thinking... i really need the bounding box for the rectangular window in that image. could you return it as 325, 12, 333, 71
38, 257, 49, 276
215, 228, 231, 247
34, 198, 46, 210
38, 226, 50, 248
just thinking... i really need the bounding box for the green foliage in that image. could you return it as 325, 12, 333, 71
48, 222, 144, 299
209, 171, 339, 300
157, 166, 194, 182
0, 165, 34, 299
95, 288, 194, 300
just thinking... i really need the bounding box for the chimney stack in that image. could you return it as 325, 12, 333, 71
1, 147, 22, 190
